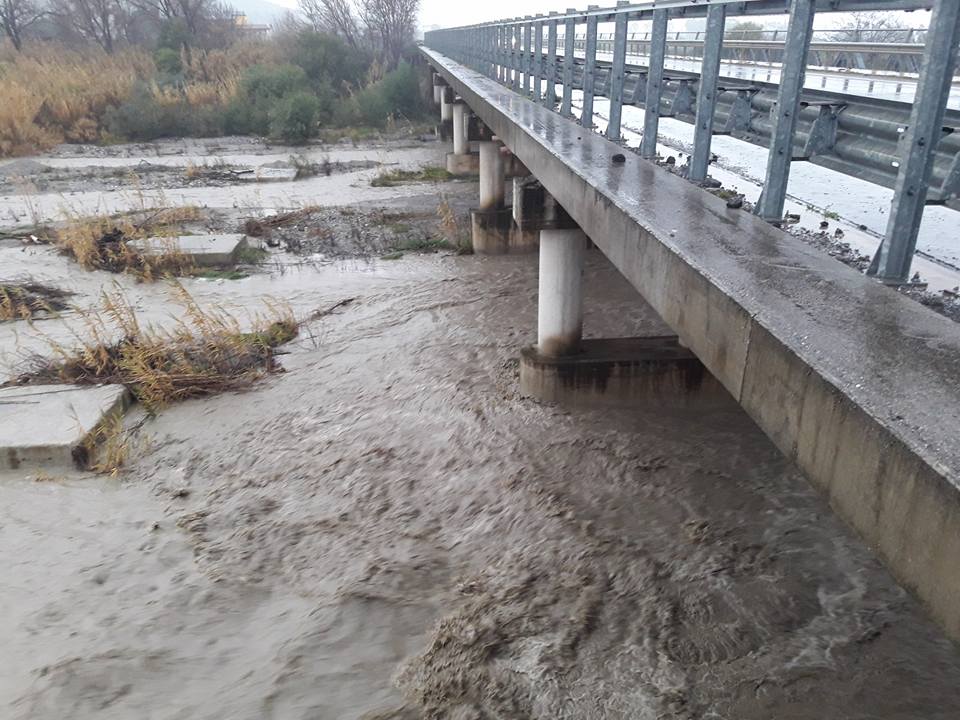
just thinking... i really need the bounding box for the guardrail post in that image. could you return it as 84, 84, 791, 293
582, 9, 600, 129
495, 26, 503, 82
513, 22, 523, 91
546, 16, 559, 107
562, 10, 576, 117
640, 9, 668, 159
606, 4, 629, 141
870, 0, 960, 284
523, 18, 533, 95
689, 3, 726, 182
755, 0, 816, 222
533, 17, 544, 101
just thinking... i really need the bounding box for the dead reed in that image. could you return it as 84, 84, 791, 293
0, 282, 72, 321
10, 282, 298, 413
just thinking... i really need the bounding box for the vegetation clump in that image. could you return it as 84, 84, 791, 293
50, 207, 202, 280
371, 166, 455, 187
0, 282, 72, 320
8, 284, 299, 413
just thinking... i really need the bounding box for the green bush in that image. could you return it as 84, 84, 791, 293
288, 31, 371, 95
105, 84, 223, 141
154, 47, 183, 75
355, 63, 427, 127
223, 64, 315, 136
269, 92, 321, 144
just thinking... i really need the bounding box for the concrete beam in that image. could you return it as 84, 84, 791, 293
423, 47, 960, 642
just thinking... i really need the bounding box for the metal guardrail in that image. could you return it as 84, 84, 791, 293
575, 36, 930, 74
424, 0, 960, 284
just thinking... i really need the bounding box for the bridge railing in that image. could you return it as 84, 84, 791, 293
423, 0, 960, 285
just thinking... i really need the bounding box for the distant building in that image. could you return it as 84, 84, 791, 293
231, 14, 272, 37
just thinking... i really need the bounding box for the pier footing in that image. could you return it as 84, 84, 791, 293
519, 337, 736, 410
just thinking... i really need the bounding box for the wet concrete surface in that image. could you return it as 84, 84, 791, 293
2, 244, 960, 718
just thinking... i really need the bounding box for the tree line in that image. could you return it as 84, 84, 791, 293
2, 0, 421, 72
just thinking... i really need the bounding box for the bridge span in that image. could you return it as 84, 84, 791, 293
419, 2, 960, 644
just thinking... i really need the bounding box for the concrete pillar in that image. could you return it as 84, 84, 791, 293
537, 228, 586, 357
452, 102, 469, 156
440, 87, 454, 122
479, 141, 505, 210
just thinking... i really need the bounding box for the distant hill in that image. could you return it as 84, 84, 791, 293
227, 0, 293, 26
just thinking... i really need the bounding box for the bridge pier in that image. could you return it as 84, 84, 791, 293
519, 209, 731, 410
431, 72, 445, 106
437, 86, 454, 141
446, 100, 480, 175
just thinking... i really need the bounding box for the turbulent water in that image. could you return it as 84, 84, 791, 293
3, 245, 960, 718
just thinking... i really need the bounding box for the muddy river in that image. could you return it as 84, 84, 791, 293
1, 141, 960, 718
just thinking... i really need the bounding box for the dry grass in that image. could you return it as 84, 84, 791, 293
0, 282, 72, 321
0, 41, 270, 157
51, 206, 203, 280
82, 411, 132, 476
10, 282, 298, 413
438, 196, 473, 255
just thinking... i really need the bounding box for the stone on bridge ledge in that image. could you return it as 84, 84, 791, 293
519, 337, 737, 410
0, 385, 131, 471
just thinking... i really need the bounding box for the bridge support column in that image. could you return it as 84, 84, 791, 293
471, 140, 513, 254
537, 228, 586, 357
437, 87, 454, 141
520, 219, 733, 410
431, 73, 445, 106
446, 101, 480, 175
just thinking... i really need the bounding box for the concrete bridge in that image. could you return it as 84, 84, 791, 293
420, 0, 960, 645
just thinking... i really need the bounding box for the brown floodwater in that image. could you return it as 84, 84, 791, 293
2, 214, 960, 717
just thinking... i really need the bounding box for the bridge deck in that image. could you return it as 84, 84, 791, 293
423, 48, 960, 640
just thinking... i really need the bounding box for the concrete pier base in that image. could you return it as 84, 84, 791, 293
470, 208, 515, 254
509, 224, 540, 252
519, 337, 736, 409
446, 152, 480, 175
0, 385, 131, 470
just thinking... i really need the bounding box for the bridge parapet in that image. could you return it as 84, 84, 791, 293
424, 0, 960, 285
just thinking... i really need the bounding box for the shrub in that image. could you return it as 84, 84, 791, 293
154, 47, 183, 76
288, 31, 371, 95
269, 92, 321, 144
224, 64, 313, 136
105, 84, 225, 141
356, 63, 427, 127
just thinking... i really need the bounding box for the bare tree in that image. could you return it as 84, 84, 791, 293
299, 0, 361, 47
357, 0, 418, 69
1, 0, 44, 50
53, 0, 128, 52
829, 11, 913, 44
129, 0, 219, 36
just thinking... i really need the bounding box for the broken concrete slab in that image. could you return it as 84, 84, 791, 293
130, 234, 249, 267
235, 167, 299, 183
0, 384, 130, 470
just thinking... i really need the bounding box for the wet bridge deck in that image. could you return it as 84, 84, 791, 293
423, 47, 960, 641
